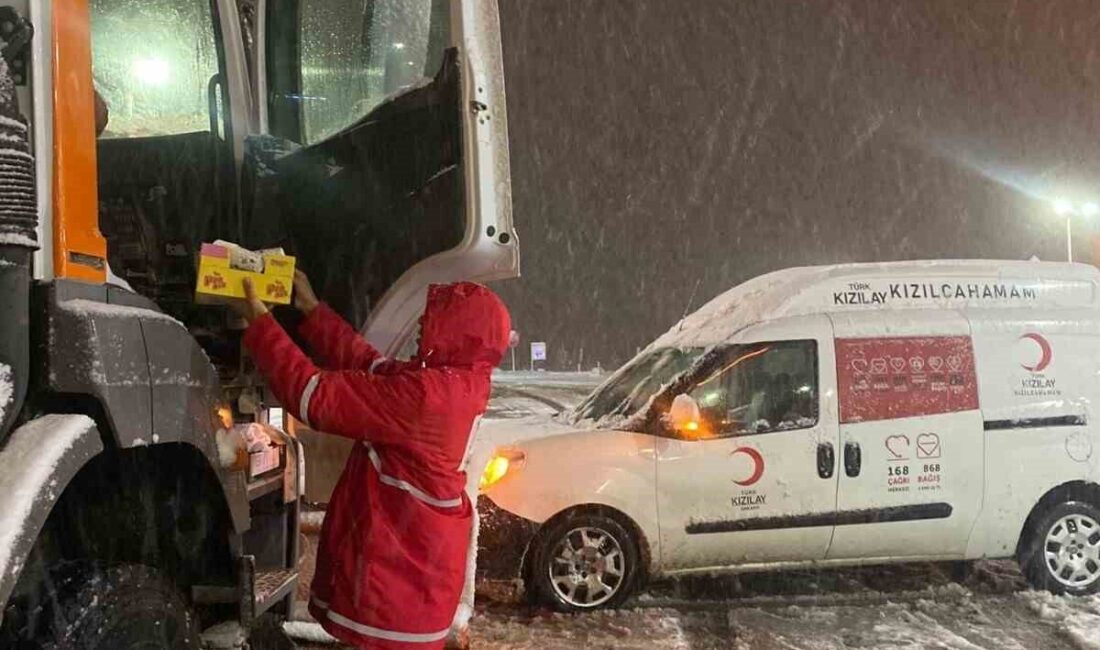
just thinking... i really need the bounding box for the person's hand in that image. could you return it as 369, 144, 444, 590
293, 270, 320, 315
229, 278, 269, 323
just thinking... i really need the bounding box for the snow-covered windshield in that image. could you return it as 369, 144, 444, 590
571, 347, 705, 423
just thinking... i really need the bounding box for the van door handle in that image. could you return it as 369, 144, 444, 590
816, 442, 834, 479
844, 442, 862, 477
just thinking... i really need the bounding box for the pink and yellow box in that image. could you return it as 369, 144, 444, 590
194, 242, 296, 305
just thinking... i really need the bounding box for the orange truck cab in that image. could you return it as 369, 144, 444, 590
0, 0, 515, 646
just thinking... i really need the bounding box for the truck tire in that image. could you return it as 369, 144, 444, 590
528, 509, 642, 612
38, 563, 200, 649
1021, 500, 1100, 596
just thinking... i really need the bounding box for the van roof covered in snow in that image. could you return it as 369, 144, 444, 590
653, 260, 1100, 349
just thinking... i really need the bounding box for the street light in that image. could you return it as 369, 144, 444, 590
1051, 199, 1098, 263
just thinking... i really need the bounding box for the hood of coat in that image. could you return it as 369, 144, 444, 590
415, 282, 511, 369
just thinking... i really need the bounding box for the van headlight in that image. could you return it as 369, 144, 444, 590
479, 448, 526, 491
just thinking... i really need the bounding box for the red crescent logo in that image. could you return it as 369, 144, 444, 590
731, 447, 765, 486
1020, 333, 1052, 373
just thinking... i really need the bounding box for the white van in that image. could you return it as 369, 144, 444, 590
477, 260, 1100, 612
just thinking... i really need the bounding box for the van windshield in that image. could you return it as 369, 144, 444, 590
572, 347, 705, 424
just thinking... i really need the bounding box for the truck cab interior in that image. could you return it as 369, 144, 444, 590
91, 0, 463, 382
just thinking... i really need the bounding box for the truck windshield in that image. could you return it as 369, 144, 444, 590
572, 347, 705, 424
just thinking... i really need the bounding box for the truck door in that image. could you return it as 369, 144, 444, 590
255, 0, 517, 354
825, 310, 984, 560
655, 315, 840, 571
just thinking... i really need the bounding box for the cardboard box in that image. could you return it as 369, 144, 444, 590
195, 242, 296, 305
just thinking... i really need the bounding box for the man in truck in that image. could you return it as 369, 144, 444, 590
234, 272, 510, 648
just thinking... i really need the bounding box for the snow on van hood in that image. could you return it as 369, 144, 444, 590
651, 260, 1100, 351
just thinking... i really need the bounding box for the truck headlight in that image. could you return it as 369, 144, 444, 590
479, 449, 526, 491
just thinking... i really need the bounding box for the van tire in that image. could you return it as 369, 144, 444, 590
1021, 500, 1100, 596
528, 509, 642, 612
38, 563, 201, 649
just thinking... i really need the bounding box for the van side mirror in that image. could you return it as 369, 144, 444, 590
665, 394, 704, 437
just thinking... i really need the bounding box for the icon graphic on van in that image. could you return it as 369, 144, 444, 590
1018, 333, 1052, 373
885, 435, 910, 460
915, 433, 941, 459
731, 447, 764, 486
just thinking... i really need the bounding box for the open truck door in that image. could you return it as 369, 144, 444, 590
248, 0, 517, 354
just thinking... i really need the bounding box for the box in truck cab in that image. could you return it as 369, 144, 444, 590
476, 260, 1100, 612
195, 242, 296, 305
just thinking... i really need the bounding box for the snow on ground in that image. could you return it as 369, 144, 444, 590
470, 608, 692, 650
284, 621, 338, 644
1020, 591, 1100, 650
287, 558, 1100, 649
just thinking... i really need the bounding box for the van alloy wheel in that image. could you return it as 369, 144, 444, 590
1044, 513, 1100, 588
1021, 500, 1100, 595
529, 509, 642, 612
548, 526, 626, 608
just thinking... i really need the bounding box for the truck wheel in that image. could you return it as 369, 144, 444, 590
40, 563, 200, 649
529, 510, 641, 612
1021, 501, 1100, 595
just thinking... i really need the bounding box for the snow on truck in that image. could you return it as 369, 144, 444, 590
478, 260, 1100, 611
0, 0, 515, 646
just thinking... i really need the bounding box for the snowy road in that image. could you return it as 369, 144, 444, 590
292, 561, 1100, 649
468, 562, 1100, 649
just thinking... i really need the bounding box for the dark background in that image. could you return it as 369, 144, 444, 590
492, 0, 1100, 370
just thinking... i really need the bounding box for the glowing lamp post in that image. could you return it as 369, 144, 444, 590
1052, 200, 1099, 263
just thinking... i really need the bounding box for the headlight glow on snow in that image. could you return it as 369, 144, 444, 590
479, 449, 526, 491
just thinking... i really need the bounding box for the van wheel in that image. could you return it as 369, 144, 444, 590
529, 510, 641, 612
39, 563, 200, 649
1021, 501, 1100, 595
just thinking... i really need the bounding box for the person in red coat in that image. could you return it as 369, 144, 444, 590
234, 271, 510, 649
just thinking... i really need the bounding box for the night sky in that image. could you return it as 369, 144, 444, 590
493, 0, 1100, 369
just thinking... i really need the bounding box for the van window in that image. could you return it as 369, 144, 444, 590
687, 340, 819, 436
90, 0, 220, 138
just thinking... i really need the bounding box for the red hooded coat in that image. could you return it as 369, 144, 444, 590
243, 283, 510, 649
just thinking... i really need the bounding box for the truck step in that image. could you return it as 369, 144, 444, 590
255, 568, 298, 613
233, 555, 300, 625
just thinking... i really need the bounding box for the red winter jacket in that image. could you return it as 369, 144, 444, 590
243, 283, 510, 649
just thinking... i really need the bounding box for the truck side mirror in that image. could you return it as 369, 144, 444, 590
666, 393, 703, 436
